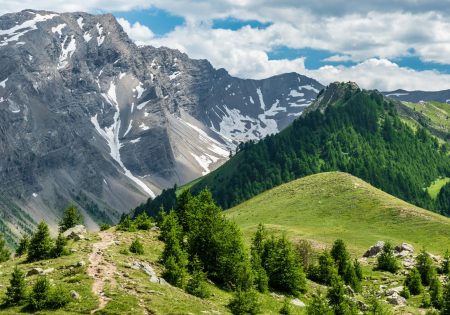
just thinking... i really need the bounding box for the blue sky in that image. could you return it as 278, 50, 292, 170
3, 0, 450, 90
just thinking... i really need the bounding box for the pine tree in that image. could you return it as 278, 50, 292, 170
429, 276, 443, 309
28, 276, 51, 310
416, 249, 436, 286
15, 235, 30, 257
59, 204, 82, 233
27, 222, 53, 262
134, 212, 153, 230
228, 288, 260, 315
0, 232, 11, 262
442, 280, 450, 315
405, 268, 423, 295
327, 274, 356, 315
129, 239, 144, 255
4, 266, 26, 306
442, 250, 450, 275
51, 234, 68, 258
279, 298, 292, 315
331, 239, 350, 276
186, 256, 210, 298
316, 251, 338, 285
307, 290, 333, 315
376, 242, 400, 273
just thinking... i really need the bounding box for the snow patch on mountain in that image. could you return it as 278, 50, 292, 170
96, 23, 104, 46
51, 23, 66, 37
0, 78, 7, 88
57, 35, 76, 70
77, 17, 84, 29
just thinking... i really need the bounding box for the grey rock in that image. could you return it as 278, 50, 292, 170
386, 286, 403, 296
363, 241, 385, 257
291, 298, 306, 307
345, 285, 355, 296
0, 10, 324, 235
70, 290, 81, 300
403, 258, 415, 269
131, 260, 166, 285
386, 293, 407, 306
26, 268, 44, 276
62, 225, 87, 240
395, 243, 414, 253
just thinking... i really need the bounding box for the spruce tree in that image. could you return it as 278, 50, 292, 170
331, 239, 350, 275
429, 276, 443, 309
59, 204, 82, 233
129, 239, 144, 255
307, 290, 333, 315
405, 268, 423, 295
327, 274, 356, 315
228, 288, 260, 315
27, 222, 53, 262
442, 250, 450, 275
416, 249, 436, 286
442, 280, 450, 315
376, 242, 400, 273
15, 235, 30, 257
279, 298, 292, 315
4, 266, 26, 306
0, 232, 11, 262
186, 256, 210, 298
51, 234, 68, 258
28, 276, 51, 311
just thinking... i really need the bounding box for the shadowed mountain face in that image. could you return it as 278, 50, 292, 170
0, 9, 323, 234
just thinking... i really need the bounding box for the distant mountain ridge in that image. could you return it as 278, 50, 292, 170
0, 9, 323, 236
383, 89, 450, 104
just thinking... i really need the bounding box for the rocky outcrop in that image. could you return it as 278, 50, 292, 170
62, 225, 87, 240
363, 241, 385, 257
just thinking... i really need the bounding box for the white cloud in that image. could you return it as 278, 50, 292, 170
117, 18, 154, 44
322, 55, 353, 62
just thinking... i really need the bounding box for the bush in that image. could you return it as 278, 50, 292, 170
15, 235, 30, 257
129, 239, 144, 255
51, 234, 68, 258
116, 215, 136, 232
307, 290, 333, 315
421, 293, 432, 308
4, 266, 26, 306
0, 232, 11, 262
327, 274, 358, 315
27, 222, 53, 262
250, 249, 268, 293
311, 251, 338, 285
405, 268, 423, 295
376, 242, 400, 273
416, 249, 436, 286
134, 212, 153, 230
279, 298, 292, 315
163, 255, 188, 288
100, 223, 111, 231
441, 250, 450, 275
442, 280, 450, 315
186, 257, 210, 298
27, 276, 70, 311
59, 204, 83, 233
228, 288, 260, 315
400, 287, 411, 299
366, 289, 394, 315
331, 239, 350, 276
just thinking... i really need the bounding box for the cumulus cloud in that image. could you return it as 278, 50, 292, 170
117, 18, 154, 44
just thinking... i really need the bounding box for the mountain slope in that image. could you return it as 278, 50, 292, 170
0, 9, 323, 234
384, 89, 450, 104
225, 172, 450, 254
187, 82, 450, 211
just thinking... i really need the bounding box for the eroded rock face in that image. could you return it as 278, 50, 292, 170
0, 10, 323, 234
363, 241, 385, 257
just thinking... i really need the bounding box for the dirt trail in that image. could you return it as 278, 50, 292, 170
87, 231, 117, 313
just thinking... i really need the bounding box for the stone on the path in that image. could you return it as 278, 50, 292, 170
363, 241, 385, 257
291, 298, 306, 307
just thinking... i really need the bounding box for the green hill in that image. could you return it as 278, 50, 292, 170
225, 172, 450, 255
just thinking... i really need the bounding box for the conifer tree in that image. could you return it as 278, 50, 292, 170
228, 288, 260, 315
27, 222, 53, 262
442, 280, 450, 315
186, 256, 210, 298
331, 239, 350, 275
59, 204, 82, 233
327, 274, 357, 315
442, 250, 450, 275
429, 276, 443, 309
15, 235, 30, 257
416, 249, 436, 286
4, 266, 26, 306
405, 268, 423, 295
307, 290, 333, 315
0, 232, 11, 262
376, 242, 400, 273
51, 234, 68, 258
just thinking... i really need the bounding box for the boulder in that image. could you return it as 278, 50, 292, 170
394, 250, 410, 258
26, 268, 44, 276
386, 286, 403, 296
386, 293, 407, 306
363, 241, 385, 257
345, 285, 355, 296
395, 243, 414, 253
41, 268, 54, 275
291, 298, 306, 307
402, 258, 415, 269
131, 261, 167, 285
62, 225, 87, 240
70, 290, 81, 300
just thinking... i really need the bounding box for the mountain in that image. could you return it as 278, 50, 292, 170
0, 9, 323, 235
166, 81, 450, 211
383, 89, 450, 104
226, 172, 450, 254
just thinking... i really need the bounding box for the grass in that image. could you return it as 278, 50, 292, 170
426, 177, 450, 199
402, 101, 450, 135
225, 172, 450, 256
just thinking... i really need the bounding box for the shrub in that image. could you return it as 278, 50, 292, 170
129, 239, 144, 255
163, 255, 188, 288
343, 262, 362, 293
27, 276, 71, 311
15, 235, 30, 257
307, 290, 333, 315
366, 289, 394, 315
416, 249, 436, 286
442, 280, 450, 315
100, 223, 111, 231
228, 288, 260, 315
27, 222, 53, 262
400, 287, 411, 299
279, 298, 292, 315
421, 293, 432, 308
59, 204, 82, 233
376, 242, 400, 273
0, 232, 11, 262
116, 215, 136, 232
186, 257, 210, 298
4, 266, 26, 306
134, 212, 153, 230
331, 239, 350, 276
250, 249, 268, 293
327, 274, 358, 315
311, 251, 338, 285
441, 250, 450, 275
405, 268, 423, 295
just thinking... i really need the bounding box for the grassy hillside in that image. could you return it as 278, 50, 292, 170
226, 172, 450, 255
